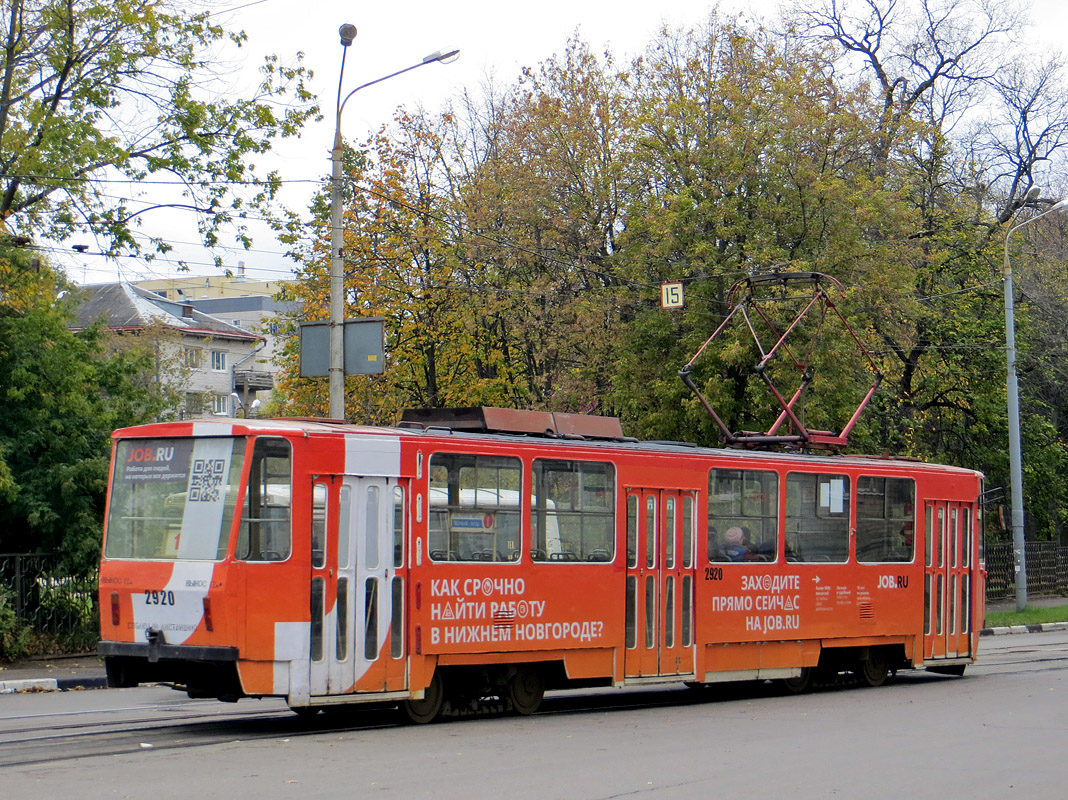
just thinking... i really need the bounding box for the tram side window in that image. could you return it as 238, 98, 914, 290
856, 477, 915, 563
428, 453, 522, 562
531, 460, 615, 562
785, 473, 849, 563
236, 438, 292, 562
707, 469, 778, 563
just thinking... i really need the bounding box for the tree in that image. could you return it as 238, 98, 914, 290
453, 37, 634, 412
276, 39, 636, 421
0, 245, 166, 569
794, 0, 1068, 540
0, 0, 317, 256
275, 110, 491, 422
612, 17, 895, 442
792, 0, 1021, 168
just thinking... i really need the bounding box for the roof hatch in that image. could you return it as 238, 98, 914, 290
398, 407, 627, 440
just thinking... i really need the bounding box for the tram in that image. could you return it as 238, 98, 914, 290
97, 407, 984, 721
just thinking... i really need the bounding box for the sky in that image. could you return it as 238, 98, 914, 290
60, 0, 1068, 287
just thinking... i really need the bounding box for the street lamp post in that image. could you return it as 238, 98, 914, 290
1002, 191, 1068, 611
328, 24, 459, 420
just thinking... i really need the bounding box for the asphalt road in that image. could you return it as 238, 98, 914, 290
1, 632, 1066, 799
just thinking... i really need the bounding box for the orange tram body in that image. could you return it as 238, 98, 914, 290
98, 409, 984, 721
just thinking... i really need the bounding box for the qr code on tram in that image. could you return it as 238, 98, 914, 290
188, 458, 226, 502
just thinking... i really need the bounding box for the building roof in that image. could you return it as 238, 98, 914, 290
70, 282, 261, 341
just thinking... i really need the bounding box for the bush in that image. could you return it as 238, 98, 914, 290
0, 584, 30, 661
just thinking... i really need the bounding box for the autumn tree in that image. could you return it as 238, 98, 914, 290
277, 39, 636, 421
274, 109, 498, 422
452, 37, 635, 412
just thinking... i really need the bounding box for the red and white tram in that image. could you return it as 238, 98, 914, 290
97, 407, 984, 721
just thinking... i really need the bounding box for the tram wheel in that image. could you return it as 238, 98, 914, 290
860, 652, 889, 687
508, 666, 545, 716
781, 667, 813, 694
403, 671, 445, 724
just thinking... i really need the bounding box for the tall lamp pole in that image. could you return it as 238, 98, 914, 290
1003, 190, 1068, 611
328, 24, 459, 420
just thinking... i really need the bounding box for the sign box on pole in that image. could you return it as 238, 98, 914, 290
299, 319, 385, 376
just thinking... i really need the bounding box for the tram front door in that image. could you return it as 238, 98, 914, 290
310, 475, 407, 696
624, 488, 697, 679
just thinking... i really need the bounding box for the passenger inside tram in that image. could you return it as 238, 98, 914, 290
723, 526, 749, 561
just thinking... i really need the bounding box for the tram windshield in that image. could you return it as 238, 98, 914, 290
105, 437, 245, 561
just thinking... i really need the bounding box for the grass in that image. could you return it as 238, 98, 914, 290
985, 605, 1068, 628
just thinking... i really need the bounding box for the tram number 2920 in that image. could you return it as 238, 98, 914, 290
144, 590, 176, 606
704, 567, 724, 581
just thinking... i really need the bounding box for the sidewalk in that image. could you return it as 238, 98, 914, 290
2, 598, 1068, 694
0, 653, 107, 694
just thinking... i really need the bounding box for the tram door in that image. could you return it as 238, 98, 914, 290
625, 489, 697, 678
924, 500, 975, 661
310, 476, 406, 695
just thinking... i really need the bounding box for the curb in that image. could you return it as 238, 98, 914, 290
980, 621, 1068, 636
0, 675, 108, 694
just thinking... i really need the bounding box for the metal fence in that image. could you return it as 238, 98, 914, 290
0, 553, 99, 644
985, 542, 1068, 599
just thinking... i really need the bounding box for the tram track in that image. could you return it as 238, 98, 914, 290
3, 641, 1066, 770
0, 700, 313, 768
0, 704, 288, 743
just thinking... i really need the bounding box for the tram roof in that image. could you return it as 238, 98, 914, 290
112, 416, 982, 478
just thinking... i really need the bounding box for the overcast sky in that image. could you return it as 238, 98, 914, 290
64, 0, 1068, 287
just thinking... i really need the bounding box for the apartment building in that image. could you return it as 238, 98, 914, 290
71, 282, 271, 418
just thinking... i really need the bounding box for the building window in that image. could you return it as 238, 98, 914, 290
211, 395, 229, 415
211, 350, 227, 371
184, 393, 204, 416
184, 348, 201, 369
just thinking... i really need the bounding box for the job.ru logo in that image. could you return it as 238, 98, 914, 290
126, 446, 176, 463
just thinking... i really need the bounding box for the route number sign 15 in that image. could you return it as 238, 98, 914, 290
661, 282, 684, 309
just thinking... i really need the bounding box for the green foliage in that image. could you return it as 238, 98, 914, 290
0, 250, 166, 570
0, 585, 30, 661
984, 605, 1068, 628
39, 576, 96, 626
0, 0, 319, 255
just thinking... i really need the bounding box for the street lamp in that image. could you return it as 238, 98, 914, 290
328, 25, 459, 420
1003, 189, 1068, 611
